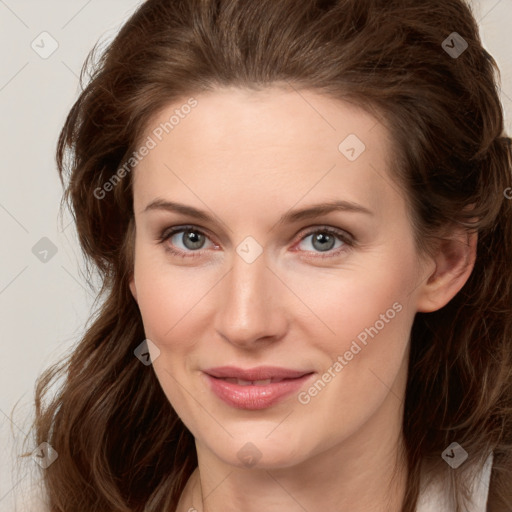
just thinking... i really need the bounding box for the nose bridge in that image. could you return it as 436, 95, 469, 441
215, 245, 284, 345
227, 248, 271, 318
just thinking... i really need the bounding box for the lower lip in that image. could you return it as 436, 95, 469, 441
203, 373, 315, 410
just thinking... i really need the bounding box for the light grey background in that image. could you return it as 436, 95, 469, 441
0, 0, 511, 510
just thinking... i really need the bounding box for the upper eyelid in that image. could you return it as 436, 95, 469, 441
160, 224, 353, 247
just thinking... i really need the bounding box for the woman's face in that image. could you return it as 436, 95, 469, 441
129, 86, 430, 469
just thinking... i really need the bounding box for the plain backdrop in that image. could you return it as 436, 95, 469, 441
0, 0, 511, 510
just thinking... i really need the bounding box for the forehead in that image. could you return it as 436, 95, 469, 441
132, 86, 402, 220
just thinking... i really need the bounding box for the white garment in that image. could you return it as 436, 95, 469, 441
416, 451, 494, 512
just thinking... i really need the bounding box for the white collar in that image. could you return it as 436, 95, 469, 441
416, 451, 493, 512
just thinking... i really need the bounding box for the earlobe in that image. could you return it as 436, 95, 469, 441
415, 229, 478, 313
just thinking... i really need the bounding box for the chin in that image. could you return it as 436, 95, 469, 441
201, 430, 314, 470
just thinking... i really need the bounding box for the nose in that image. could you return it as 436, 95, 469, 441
214, 249, 288, 350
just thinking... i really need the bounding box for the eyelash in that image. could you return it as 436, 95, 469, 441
157, 225, 355, 260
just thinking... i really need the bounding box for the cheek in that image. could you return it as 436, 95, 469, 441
294, 258, 415, 348
294, 251, 418, 404
293, 270, 414, 445
132, 262, 208, 421
132, 255, 216, 352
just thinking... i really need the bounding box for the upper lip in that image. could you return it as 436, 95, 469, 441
203, 366, 314, 381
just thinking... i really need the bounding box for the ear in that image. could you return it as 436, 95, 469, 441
415, 226, 478, 313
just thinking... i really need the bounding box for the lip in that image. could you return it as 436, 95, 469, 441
202, 366, 315, 410
203, 365, 312, 381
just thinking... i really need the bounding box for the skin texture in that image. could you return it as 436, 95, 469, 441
129, 85, 477, 512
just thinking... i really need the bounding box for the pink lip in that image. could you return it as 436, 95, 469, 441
202, 366, 315, 410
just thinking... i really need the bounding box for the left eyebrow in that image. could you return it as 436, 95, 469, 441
142, 198, 374, 225
275, 199, 374, 227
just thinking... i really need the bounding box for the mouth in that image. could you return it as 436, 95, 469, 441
203, 365, 313, 381
216, 377, 298, 386
202, 366, 315, 410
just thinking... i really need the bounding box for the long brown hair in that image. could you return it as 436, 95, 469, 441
19, 0, 512, 510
